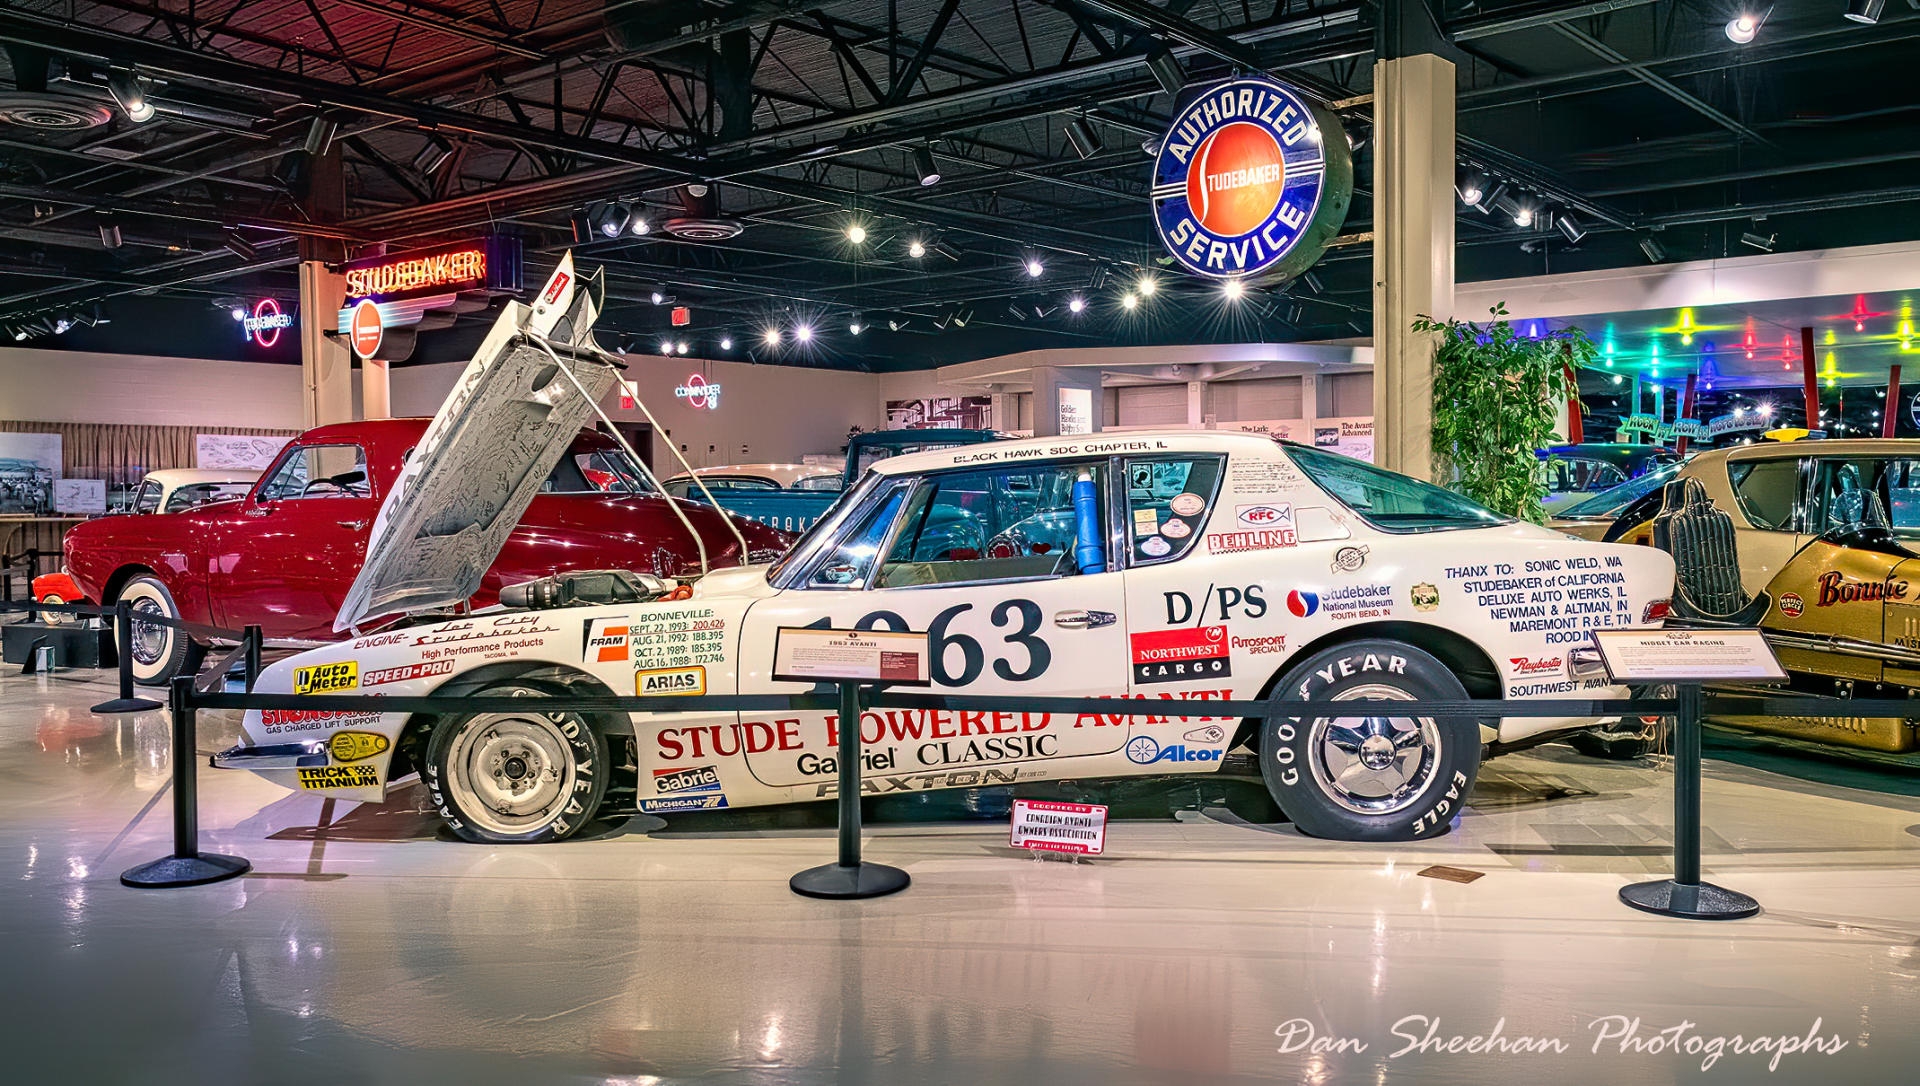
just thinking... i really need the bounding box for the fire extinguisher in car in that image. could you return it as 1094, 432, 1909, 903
1073, 470, 1104, 575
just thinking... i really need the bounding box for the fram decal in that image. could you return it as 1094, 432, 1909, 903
294, 661, 358, 694
585, 617, 631, 663
1131, 626, 1232, 685
361, 660, 454, 686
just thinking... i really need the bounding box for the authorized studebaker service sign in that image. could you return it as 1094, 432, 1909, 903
1151, 76, 1351, 283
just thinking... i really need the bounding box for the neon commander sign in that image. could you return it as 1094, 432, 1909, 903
240, 298, 293, 348
675, 374, 720, 409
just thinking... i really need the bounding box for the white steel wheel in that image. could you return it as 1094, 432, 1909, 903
424, 684, 609, 844
115, 575, 202, 686
36, 593, 74, 626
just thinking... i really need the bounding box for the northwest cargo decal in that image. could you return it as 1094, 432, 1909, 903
1151, 76, 1351, 281
1131, 625, 1232, 684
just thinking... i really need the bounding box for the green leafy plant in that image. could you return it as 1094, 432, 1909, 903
1415, 304, 1594, 523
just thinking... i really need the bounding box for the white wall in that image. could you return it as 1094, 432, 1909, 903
0, 347, 304, 427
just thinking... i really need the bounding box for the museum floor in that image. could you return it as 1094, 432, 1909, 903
5, 666, 1918, 1086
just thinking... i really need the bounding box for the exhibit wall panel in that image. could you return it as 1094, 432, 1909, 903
392, 357, 882, 467
1208, 377, 1304, 423
0, 347, 304, 427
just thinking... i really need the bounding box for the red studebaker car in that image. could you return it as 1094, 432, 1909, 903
58, 417, 789, 684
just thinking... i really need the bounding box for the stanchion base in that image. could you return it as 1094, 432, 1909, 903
1619, 878, 1760, 920
120, 852, 251, 889
92, 697, 163, 714
790, 862, 910, 899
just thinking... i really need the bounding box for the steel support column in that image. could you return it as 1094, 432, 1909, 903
300, 263, 352, 428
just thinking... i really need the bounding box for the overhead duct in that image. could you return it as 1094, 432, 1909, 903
663, 183, 744, 241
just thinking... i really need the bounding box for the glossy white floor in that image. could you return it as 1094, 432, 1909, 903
5, 665, 1919, 1086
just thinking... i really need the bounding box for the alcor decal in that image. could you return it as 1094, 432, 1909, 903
294, 661, 358, 694
1816, 572, 1907, 606
362, 660, 455, 686
298, 764, 380, 790
1509, 657, 1562, 677
1287, 589, 1319, 617
1123, 735, 1223, 765
1410, 582, 1439, 612
328, 731, 390, 762
1331, 545, 1369, 574
1207, 528, 1296, 553
1131, 626, 1232, 684
653, 765, 723, 795
637, 666, 707, 696
1234, 503, 1293, 528
1778, 592, 1804, 618
585, 617, 631, 663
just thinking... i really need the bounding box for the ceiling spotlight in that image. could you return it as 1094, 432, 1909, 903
795, 324, 814, 343
1122, 293, 1138, 310
908, 239, 926, 258
593, 201, 633, 238
719, 336, 733, 350
1138, 276, 1156, 297
846, 223, 867, 244
1555, 212, 1587, 244
763, 327, 781, 346
1639, 235, 1668, 263
1725, 14, 1760, 43
1845, 1, 1885, 24
1025, 258, 1044, 278
1458, 169, 1490, 206
107, 70, 154, 123
1064, 115, 1103, 159
230, 306, 246, 321
302, 114, 338, 157
1740, 230, 1776, 251
660, 339, 674, 355
1472, 181, 1508, 216
1006, 302, 1028, 322
1145, 44, 1185, 96
1068, 296, 1086, 314
953, 308, 973, 328
631, 216, 650, 236
10, 328, 24, 342
913, 144, 941, 186
849, 313, 865, 335
1222, 279, 1245, 300
651, 290, 665, 305
889, 317, 911, 332
1490, 190, 1525, 223
412, 136, 455, 175
96, 212, 122, 250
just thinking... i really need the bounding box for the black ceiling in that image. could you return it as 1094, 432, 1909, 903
0, 0, 1917, 371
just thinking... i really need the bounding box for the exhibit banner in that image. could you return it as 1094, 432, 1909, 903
886, 396, 992, 430
772, 627, 931, 685
1218, 417, 1374, 462
1058, 387, 1093, 435
196, 434, 291, 470
1010, 799, 1108, 856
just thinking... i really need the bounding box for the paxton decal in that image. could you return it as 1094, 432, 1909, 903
1151, 76, 1351, 281
328, 731, 390, 762
294, 661, 358, 694
1778, 592, 1804, 618
1131, 625, 1232, 684
1410, 582, 1439, 612
362, 660, 454, 686
1816, 571, 1908, 606
585, 617, 631, 663
1207, 528, 1297, 553
653, 765, 723, 795
637, 666, 707, 696
298, 764, 379, 790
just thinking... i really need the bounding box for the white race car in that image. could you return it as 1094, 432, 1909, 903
220, 421, 1675, 843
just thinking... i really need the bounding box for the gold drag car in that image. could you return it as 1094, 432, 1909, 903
1604, 438, 1920, 754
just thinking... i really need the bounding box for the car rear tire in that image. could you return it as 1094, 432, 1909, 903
1261, 640, 1482, 841
36, 593, 74, 626
116, 575, 204, 687
424, 683, 610, 844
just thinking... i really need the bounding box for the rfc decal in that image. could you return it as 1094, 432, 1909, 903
1234, 503, 1293, 528
294, 661, 358, 694
637, 665, 707, 696
1286, 589, 1319, 618
297, 764, 380, 790
653, 764, 723, 795
1509, 656, 1563, 677
1207, 528, 1297, 553
1131, 625, 1232, 684
1815, 571, 1907, 607
1331, 545, 1369, 574
1410, 582, 1439, 612
327, 731, 391, 762
362, 660, 455, 686
1778, 592, 1804, 618
585, 617, 631, 663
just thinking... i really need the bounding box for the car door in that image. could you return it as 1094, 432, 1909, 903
737, 460, 1131, 795
210, 442, 379, 638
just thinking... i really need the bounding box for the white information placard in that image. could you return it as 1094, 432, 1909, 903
1010, 799, 1108, 855
772, 627, 932, 686
1590, 628, 1787, 682
52, 478, 106, 515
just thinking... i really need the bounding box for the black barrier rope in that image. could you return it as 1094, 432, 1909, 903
0, 597, 260, 713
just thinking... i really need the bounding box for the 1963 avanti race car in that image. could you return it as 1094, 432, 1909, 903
216, 291, 1676, 842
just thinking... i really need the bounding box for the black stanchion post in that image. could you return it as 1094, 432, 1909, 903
91, 600, 162, 714
790, 682, 910, 899
120, 676, 250, 888
1619, 682, 1759, 920
244, 624, 263, 691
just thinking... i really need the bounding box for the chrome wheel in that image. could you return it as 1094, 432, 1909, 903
1308, 684, 1442, 816
128, 597, 168, 666
443, 713, 579, 837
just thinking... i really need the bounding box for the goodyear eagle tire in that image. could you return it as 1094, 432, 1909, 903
425, 683, 610, 844
1261, 640, 1481, 841
116, 575, 204, 687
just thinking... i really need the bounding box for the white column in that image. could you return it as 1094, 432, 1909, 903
1371, 53, 1456, 481
1187, 381, 1206, 429
299, 261, 351, 428
361, 357, 391, 420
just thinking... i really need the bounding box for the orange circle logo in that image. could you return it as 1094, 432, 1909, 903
349, 299, 383, 359
1184, 122, 1285, 238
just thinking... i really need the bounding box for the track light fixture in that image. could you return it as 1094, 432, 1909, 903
913, 144, 941, 186
1025, 258, 1044, 278
96, 212, 122, 250
302, 114, 338, 157
1638, 235, 1667, 263
764, 327, 781, 346
1300, 272, 1324, 294
1555, 212, 1587, 245
651, 290, 665, 305
849, 313, 865, 335
1064, 115, 1102, 159
719, 335, 733, 350
1137, 276, 1156, 297
1457, 169, 1490, 206
631, 214, 650, 235
932, 240, 961, 261
794, 325, 813, 343
1145, 44, 1185, 96
1511, 200, 1537, 228
1740, 230, 1776, 252
953, 308, 972, 328
1845, 0, 1885, 24
846, 222, 867, 244
1068, 296, 1085, 314
889, 317, 911, 332
908, 239, 926, 258
107, 69, 153, 123
1121, 293, 1138, 310
1222, 279, 1245, 301
591, 201, 633, 238
1725, 13, 1760, 42
1472, 181, 1508, 216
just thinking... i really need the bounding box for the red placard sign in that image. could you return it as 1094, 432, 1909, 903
670, 306, 690, 326
349, 299, 383, 359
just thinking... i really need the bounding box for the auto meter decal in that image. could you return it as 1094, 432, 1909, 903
294, 661, 358, 694
1130, 625, 1231, 684
1151, 76, 1351, 282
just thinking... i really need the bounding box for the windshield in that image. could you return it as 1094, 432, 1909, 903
1287, 445, 1512, 533
1558, 460, 1684, 518
768, 472, 887, 585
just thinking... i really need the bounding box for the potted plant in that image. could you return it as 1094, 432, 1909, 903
1415, 304, 1594, 524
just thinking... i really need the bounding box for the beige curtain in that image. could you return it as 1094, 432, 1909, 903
0, 420, 299, 489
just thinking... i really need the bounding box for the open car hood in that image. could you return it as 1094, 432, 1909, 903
334, 254, 620, 632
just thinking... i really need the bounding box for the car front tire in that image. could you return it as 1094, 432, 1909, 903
1261, 640, 1482, 841
116, 575, 204, 687
424, 683, 610, 844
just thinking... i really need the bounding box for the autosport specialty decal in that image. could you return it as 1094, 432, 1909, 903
294, 661, 358, 694
1131, 625, 1232, 684
1150, 76, 1350, 280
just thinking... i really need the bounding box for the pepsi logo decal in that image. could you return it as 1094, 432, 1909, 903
1287, 590, 1319, 618
1235, 503, 1293, 527
1151, 76, 1350, 280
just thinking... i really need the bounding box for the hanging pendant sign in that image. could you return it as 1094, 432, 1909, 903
1150, 76, 1352, 283
348, 299, 383, 359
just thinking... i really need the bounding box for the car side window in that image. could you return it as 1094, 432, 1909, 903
807, 484, 910, 588
875, 463, 1104, 588
1727, 458, 1800, 531
1809, 458, 1895, 533
258, 445, 371, 502
793, 475, 844, 492
133, 480, 163, 514
1125, 456, 1223, 564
